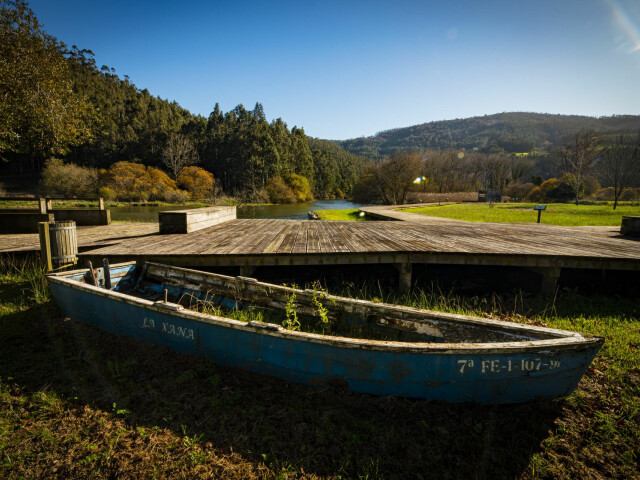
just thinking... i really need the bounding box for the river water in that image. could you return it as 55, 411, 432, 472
110, 199, 363, 222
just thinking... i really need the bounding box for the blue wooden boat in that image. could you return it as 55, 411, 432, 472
47, 261, 603, 404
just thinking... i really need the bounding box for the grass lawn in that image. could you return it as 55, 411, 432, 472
1, 258, 639, 479
401, 202, 640, 226
315, 208, 365, 221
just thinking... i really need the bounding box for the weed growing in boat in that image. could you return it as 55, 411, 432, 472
282, 284, 301, 331
182, 291, 274, 324
311, 281, 332, 333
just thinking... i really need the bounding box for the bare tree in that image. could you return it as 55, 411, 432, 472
559, 131, 599, 205
161, 134, 199, 180
478, 154, 511, 191
373, 152, 422, 204
510, 156, 534, 184
425, 150, 474, 193
596, 133, 640, 209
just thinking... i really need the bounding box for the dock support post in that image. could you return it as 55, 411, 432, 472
542, 267, 561, 296
395, 262, 412, 292
38, 198, 48, 215
529, 267, 561, 296
38, 222, 53, 272
239, 265, 256, 277
98, 198, 105, 211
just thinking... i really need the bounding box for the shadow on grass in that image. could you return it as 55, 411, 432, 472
0, 303, 561, 479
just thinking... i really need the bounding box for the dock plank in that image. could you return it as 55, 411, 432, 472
292, 222, 308, 254
307, 221, 321, 253
322, 222, 353, 253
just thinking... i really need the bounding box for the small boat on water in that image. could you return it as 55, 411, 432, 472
47, 261, 603, 404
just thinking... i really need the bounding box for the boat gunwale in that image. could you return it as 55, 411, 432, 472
47, 264, 604, 355
141, 262, 602, 344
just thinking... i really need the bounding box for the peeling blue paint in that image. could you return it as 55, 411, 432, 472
47, 262, 603, 404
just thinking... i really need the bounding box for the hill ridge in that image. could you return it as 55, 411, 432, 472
338, 112, 640, 159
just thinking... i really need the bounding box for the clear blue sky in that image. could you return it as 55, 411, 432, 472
29, 0, 640, 140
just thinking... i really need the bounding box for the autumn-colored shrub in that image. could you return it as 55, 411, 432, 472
163, 189, 191, 203
539, 178, 557, 193
40, 158, 98, 197
103, 161, 180, 201
105, 162, 148, 201
283, 173, 313, 202
266, 176, 295, 203
147, 166, 179, 200
528, 186, 544, 202
98, 186, 116, 200
547, 175, 580, 202
528, 177, 565, 202
178, 166, 215, 199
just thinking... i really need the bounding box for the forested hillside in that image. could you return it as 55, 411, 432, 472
339, 113, 640, 159
0, 1, 364, 199
308, 138, 368, 199
63, 47, 197, 169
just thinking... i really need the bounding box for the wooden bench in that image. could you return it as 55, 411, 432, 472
159, 206, 236, 234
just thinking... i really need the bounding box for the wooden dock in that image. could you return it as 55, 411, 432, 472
76, 218, 640, 294
3, 203, 638, 293
0, 223, 158, 254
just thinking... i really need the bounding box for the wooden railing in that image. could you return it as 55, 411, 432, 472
0, 196, 105, 212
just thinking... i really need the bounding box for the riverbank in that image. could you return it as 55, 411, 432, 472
315, 209, 364, 221
402, 202, 640, 226
0, 199, 364, 222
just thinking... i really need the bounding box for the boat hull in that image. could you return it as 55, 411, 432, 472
48, 274, 602, 404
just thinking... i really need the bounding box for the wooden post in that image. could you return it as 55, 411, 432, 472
103, 258, 112, 289
46, 198, 52, 211
38, 198, 47, 215
537, 210, 542, 223
87, 261, 98, 286
38, 222, 53, 272
395, 262, 412, 292
98, 197, 105, 211
540, 267, 560, 296
526, 267, 561, 296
